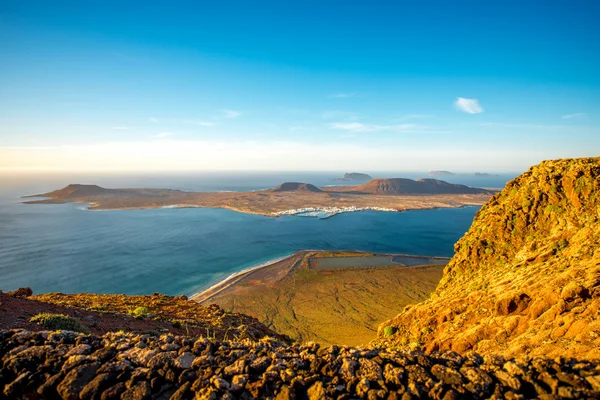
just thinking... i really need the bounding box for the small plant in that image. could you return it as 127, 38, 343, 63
129, 306, 150, 319
383, 325, 397, 337
544, 205, 564, 214
521, 199, 531, 208
30, 313, 89, 333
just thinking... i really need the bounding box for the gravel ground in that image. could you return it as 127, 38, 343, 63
1, 329, 599, 399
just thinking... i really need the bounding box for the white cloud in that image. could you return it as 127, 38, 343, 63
152, 132, 174, 138
186, 120, 216, 127
112, 126, 131, 130
149, 118, 159, 123
329, 122, 418, 133
561, 113, 587, 120
219, 109, 242, 119
455, 98, 484, 114
328, 92, 359, 99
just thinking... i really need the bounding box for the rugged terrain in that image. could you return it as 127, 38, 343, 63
22, 179, 493, 217
0, 290, 286, 342
2, 329, 599, 399
375, 157, 600, 359
3, 157, 600, 398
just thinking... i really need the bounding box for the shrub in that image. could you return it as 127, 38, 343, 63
30, 313, 89, 333
383, 325, 397, 337
544, 205, 564, 214
130, 306, 150, 319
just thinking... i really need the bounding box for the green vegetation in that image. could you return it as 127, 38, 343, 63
521, 199, 531, 208
383, 325, 397, 337
545, 205, 564, 214
129, 306, 150, 319
30, 313, 89, 333
551, 239, 569, 252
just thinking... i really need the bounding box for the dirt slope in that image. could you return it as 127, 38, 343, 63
375, 157, 600, 359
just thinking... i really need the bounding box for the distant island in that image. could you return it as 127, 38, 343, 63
474, 172, 498, 177
428, 170, 455, 176
333, 172, 373, 182
23, 178, 495, 218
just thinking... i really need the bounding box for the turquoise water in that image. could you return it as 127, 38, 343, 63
0, 172, 512, 296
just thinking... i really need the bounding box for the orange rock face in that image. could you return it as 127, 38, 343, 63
375, 157, 600, 359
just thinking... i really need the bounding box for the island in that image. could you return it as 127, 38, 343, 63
22, 177, 496, 217
474, 172, 498, 177
428, 170, 455, 176
332, 172, 373, 182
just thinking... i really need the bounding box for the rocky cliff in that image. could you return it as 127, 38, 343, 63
375, 157, 600, 359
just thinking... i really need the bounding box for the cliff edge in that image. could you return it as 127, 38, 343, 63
375, 157, 600, 359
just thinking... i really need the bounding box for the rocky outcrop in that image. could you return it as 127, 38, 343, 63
375, 158, 600, 359
2, 329, 599, 399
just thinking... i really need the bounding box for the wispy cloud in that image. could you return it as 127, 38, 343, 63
186, 120, 216, 127
561, 113, 587, 120
329, 122, 418, 133
149, 117, 159, 123
152, 132, 174, 139
219, 109, 242, 119
455, 98, 484, 114
328, 92, 359, 99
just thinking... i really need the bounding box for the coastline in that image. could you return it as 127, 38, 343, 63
28, 198, 482, 219
191, 250, 450, 304
189, 252, 296, 301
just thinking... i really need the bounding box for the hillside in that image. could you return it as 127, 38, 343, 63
353, 178, 489, 195
29, 184, 110, 198
270, 182, 323, 192
375, 157, 600, 359
0, 290, 286, 342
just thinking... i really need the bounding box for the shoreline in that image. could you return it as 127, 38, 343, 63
190, 250, 450, 303
24, 197, 481, 219
189, 253, 296, 300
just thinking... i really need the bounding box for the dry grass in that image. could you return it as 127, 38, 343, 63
198, 252, 443, 346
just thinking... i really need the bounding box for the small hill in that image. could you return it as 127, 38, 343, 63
334, 172, 373, 182
270, 182, 323, 193
428, 170, 455, 177
30, 184, 109, 198
375, 157, 600, 359
353, 178, 488, 195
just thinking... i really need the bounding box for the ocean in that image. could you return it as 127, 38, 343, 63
0, 171, 516, 296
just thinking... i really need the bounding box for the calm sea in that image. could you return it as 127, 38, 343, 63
0, 171, 515, 296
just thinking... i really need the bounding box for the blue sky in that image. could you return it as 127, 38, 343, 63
1, 1, 598, 172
